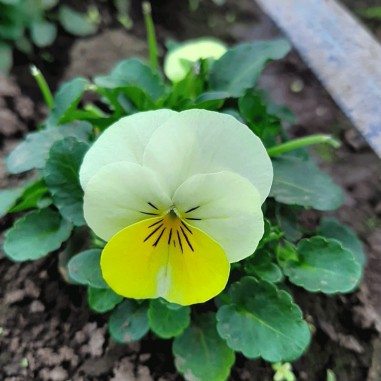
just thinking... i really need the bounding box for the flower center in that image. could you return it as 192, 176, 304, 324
139, 202, 202, 253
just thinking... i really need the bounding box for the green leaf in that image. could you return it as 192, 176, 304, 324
283, 237, 362, 293
6, 121, 92, 174
173, 313, 235, 381
0, 42, 12, 73
148, 299, 190, 339
238, 91, 283, 146
318, 217, 366, 266
58, 5, 98, 36
245, 251, 283, 283
217, 278, 310, 362
358, 6, 381, 21
257, 219, 283, 249
9, 179, 50, 213
41, 0, 59, 9
276, 206, 302, 242
47, 77, 90, 127
0, 186, 24, 218
209, 39, 291, 97
270, 156, 344, 211
88, 286, 123, 313
30, 20, 57, 47
67, 249, 108, 288
0, 0, 21, 4
109, 299, 149, 343
187, 91, 228, 110
58, 226, 91, 283
94, 59, 165, 101
4, 208, 72, 262
44, 137, 89, 226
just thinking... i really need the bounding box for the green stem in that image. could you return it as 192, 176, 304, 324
142, 1, 159, 71
267, 134, 340, 157
30, 65, 54, 110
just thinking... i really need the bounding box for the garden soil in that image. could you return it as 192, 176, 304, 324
1, 1, 381, 380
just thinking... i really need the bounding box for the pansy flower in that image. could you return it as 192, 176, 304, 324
80, 109, 273, 305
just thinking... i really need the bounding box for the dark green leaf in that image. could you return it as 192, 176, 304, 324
148, 299, 190, 339
283, 237, 362, 293
318, 217, 366, 266
270, 156, 344, 211
67, 249, 108, 288
88, 287, 123, 313
44, 137, 89, 226
257, 219, 283, 249
209, 39, 291, 97
94, 59, 165, 101
30, 20, 57, 47
109, 299, 149, 343
276, 206, 302, 242
6, 121, 92, 174
58, 5, 98, 36
4, 208, 72, 262
47, 77, 90, 127
238, 91, 283, 146
0, 42, 12, 73
245, 251, 283, 283
217, 277, 310, 362
173, 313, 235, 381
187, 91, 228, 110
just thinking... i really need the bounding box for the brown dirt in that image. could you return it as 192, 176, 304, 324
1, 1, 381, 380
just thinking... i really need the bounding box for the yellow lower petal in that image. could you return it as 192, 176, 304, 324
100, 216, 230, 305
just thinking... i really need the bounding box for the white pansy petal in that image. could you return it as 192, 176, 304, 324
83, 162, 172, 241
80, 109, 178, 189
143, 109, 272, 203
172, 171, 264, 263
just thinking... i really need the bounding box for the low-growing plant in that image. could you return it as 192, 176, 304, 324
0, 5, 365, 380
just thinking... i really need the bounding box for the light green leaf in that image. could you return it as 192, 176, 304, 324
283, 237, 362, 293
30, 20, 57, 47
44, 137, 89, 226
9, 179, 50, 213
41, 0, 58, 9
209, 39, 291, 97
94, 59, 165, 101
0, 42, 12, 73
109, 299, 149, 343
270, 156, 344, 211
318, 217, 366, 266
58, 5, 98, 36
216, 277, 310, 362
88, 286, 123, 313
245, 251, 283, 283
173, 313, 235, 381
0, 186, 24, 218
148, 299, 190, 339
327, 369, 337, 381
0, 0, 21, 4
67, 249, 108, 288
47, 77, 90, 127
4, 208, 72, 262
6, 121, 92, 174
